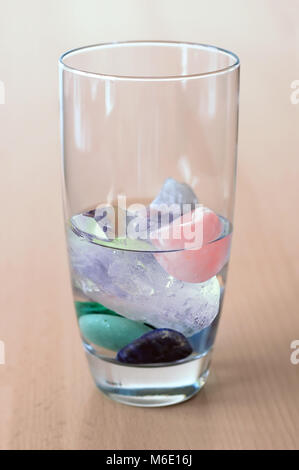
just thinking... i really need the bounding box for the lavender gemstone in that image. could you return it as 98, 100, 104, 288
69, 228, 220, 336
151, 177, 198, 213
117, 328, 193, 364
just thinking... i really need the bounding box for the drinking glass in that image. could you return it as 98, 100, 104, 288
59, 41, 240, 407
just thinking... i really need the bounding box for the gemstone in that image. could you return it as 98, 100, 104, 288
70, 228, 220, 336
117, 328, 193, 364
79, 314, 153, 351
75, 301, 121, 319
151, 178, 198, 212
188, 313, 221, 355
152, 207, 231, 283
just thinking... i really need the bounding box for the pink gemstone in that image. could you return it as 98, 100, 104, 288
151, 208, 231, 283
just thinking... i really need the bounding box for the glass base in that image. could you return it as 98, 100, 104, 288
85, 346, 212, 407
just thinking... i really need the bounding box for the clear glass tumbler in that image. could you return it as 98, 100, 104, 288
59, 41, 240, 407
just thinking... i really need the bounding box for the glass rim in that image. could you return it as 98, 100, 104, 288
59, 40, 240, 81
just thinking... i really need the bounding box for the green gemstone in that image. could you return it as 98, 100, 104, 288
79, 314, 153, 351
75, 301, 120, 319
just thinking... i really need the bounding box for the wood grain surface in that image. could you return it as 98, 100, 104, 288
0, 0, 299, 450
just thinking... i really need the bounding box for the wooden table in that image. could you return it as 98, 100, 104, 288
0, 0, 299, 450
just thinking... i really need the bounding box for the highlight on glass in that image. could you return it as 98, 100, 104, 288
59, 41, 240, 406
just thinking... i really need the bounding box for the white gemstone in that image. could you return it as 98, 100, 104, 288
69, 229, 220, 336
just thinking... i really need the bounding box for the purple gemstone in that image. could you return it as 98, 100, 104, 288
116, 328, 193, 364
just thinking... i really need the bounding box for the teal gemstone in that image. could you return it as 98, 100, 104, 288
75, 301, 120, 319
79, 314, 153, 351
